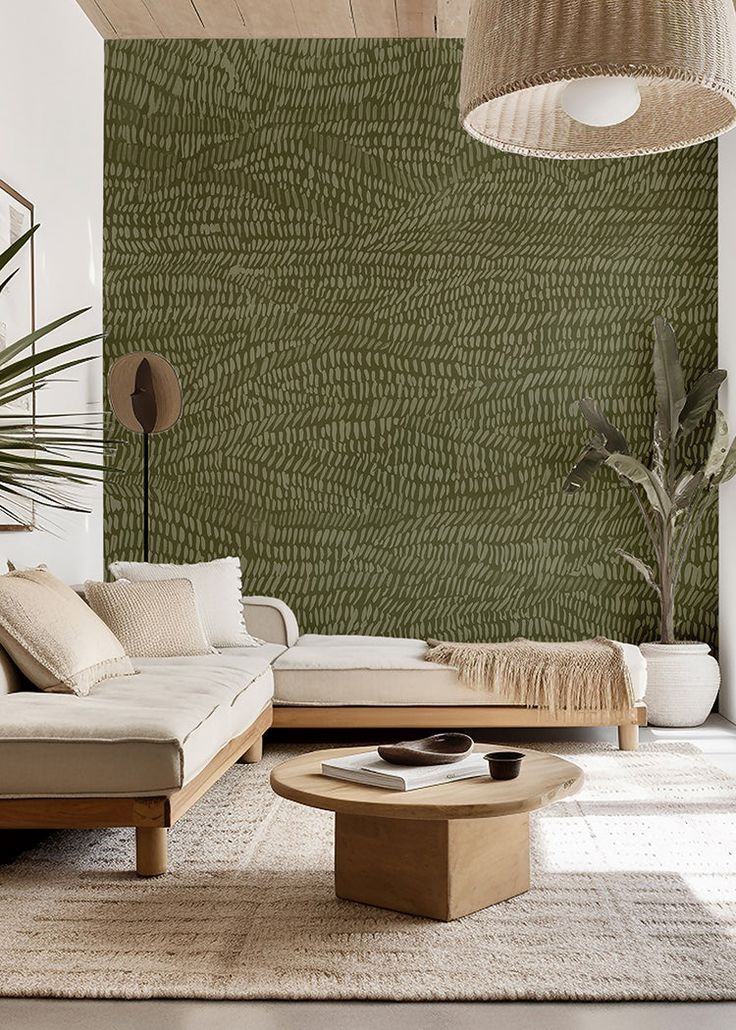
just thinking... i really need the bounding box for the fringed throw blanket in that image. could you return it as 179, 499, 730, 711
425, 636, 634, 713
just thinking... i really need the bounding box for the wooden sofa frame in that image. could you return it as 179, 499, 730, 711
271, 701, 647, 752
0, 706, 272, 877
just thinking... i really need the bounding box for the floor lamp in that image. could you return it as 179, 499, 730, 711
107, 352, 182, 562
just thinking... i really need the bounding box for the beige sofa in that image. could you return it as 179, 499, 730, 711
248, 597, 647, 749
0, 596, 646, 877
0, 601, 284, 877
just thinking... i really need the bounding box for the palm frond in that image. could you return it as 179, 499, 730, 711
0, 224, 38, 275
0, 226, 116, 528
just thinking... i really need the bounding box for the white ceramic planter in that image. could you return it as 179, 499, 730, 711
640, 642, 720, 727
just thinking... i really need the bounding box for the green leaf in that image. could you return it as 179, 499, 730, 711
716, 437, 736, 484
0, 308, 91, 369
0, 334, 101, 388
680, 369, 727, 436
0, 268, 19, 296
615, 548, 661, 595
606, 452, 671, 517
562, 443, 607, 494
672, 470, 704, 512
652, 316, 686, 443
704, 410, 730, 480
0, 479, 93, 513
0, 224, 38, 275
578, 398, 629, 454
0, 354, 96, 406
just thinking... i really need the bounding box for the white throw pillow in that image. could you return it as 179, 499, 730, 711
85, 578, 215, 658
107, 557, 261, 648
0, 567, 136, 696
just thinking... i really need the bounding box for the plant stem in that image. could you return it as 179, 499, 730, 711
659, 517, 675, 643
623, 478, 660, 555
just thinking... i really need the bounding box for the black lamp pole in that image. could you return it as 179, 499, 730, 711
131, 357, 157, 562
108, 351, 182, 565
142, 430, 150, 561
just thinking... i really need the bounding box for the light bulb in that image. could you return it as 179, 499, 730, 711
561, 76, 641, 127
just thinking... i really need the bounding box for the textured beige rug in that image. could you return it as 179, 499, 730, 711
1, 741, 735, 1001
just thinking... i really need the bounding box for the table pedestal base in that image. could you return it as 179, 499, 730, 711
334, 811, 530, 921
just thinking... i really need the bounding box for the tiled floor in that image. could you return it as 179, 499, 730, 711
640, 714, 736, 776
2, 713, 735, 1030
0, 999, 734, 1030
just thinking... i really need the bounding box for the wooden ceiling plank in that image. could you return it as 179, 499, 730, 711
435, 0, 469, 37
395, 0, 436, 37
95, 0, 162, 36
234, 0, 300, 37
143, 0, 207, 36
82, 0, 451, 40
350, 0, 398, 37
75, 0, 117, 37
290, 0, 356, 38
192, 0, 249, 36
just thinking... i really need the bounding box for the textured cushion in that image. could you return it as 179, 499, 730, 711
273, 635, 647, 706
0, 568, 135, 697
85, 578, 214, 658
109, 557, 260, 647
0, 654, 274, 797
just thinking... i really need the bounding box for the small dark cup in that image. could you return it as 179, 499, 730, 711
485, 750, 525, 781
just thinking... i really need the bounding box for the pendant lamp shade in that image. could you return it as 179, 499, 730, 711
459, 0, 736, 159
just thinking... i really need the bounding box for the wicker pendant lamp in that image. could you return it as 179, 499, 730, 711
459, 0, 736, 159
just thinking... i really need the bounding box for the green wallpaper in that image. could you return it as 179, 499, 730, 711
104, 39, 718, 645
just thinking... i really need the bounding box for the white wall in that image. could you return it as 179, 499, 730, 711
719, 131, 736, 723
0, 0, 103, 583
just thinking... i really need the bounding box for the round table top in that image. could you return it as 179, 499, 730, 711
270, 744, 584, 821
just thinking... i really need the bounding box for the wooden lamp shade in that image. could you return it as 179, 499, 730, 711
460, 0, 736, 159
107, 352, 182, 561
107, 352, 182, 434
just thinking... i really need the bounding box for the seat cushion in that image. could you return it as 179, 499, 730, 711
0, 655, 273, 798
273, 635, 646, 707
218, 642, 287, 664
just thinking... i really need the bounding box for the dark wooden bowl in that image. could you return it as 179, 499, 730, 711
377, 733, 474, 766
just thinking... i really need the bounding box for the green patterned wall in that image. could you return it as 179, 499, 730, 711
104, 39, 718, 645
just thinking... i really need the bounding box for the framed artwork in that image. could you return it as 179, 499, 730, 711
0, 179, 35, 530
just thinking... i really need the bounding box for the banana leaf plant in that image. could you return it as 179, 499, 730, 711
563, 317, 735, 644
0, 224, 110, 528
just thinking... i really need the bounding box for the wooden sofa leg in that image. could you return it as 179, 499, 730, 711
238, 736, 263, 764
618, 724, 639, 751
136, 827, 168, 876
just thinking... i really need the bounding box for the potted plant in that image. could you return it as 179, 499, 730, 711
0, 224, 108, 526
563, 317, 734, 727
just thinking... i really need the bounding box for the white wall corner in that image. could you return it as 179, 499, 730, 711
0, 0, 104, 583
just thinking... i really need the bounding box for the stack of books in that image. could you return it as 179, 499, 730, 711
321, 750, 488, 791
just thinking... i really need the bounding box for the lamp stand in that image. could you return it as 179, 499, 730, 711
143, 430, 149, 562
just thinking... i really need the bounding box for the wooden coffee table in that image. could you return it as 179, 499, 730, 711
270, 744, 583, 921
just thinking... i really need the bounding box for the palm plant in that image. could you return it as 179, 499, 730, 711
0, 224, 108, 527
563, 317, 735, 644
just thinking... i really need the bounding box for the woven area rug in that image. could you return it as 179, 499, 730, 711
1, 741, 735, 1001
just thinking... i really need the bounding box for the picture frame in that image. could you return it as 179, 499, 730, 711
0, 178, 35, 531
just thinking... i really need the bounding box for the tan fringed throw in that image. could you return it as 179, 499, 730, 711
425, 637, 634, 713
